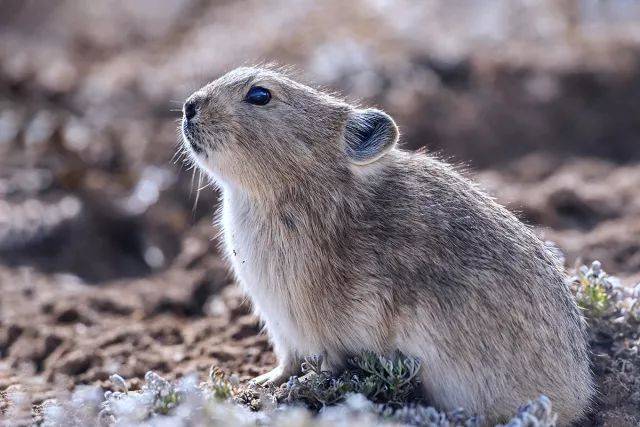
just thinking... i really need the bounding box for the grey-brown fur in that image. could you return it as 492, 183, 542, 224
181, 66, 594, 425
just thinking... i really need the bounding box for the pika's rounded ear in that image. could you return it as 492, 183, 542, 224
344, 108, 399, 165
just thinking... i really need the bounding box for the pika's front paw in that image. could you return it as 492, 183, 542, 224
250, 365, 294, 387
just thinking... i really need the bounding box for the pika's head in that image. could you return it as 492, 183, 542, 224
181, 67, 399, 194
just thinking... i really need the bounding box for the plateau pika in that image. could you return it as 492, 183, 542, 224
181, 66, 593, 425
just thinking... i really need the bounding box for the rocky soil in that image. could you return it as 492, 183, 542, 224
1, 1, 640, 425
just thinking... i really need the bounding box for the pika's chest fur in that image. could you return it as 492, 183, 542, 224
220, 191, 329, 355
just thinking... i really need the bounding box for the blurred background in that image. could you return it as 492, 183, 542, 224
1, 0, 640, 416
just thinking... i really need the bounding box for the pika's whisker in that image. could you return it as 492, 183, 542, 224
193, 169, 203, 213
189, 167, 197, 199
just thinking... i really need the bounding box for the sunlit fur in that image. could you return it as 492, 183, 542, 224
182, 66, 594, 425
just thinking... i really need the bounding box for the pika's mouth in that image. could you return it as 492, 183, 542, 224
182, 118, 204, 155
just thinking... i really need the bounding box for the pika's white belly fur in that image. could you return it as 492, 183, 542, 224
220, 192, 323, 358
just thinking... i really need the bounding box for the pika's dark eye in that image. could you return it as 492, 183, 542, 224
245, 86, 271, 105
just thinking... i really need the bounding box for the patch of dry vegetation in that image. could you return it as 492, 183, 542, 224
32, 353, 554, 426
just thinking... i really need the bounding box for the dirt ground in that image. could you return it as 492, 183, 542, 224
1, 1, 640, 425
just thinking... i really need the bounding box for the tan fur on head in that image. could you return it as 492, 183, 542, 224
181, 66, 594, 425
182, 66, 351, 197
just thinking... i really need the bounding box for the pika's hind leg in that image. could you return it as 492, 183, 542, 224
396, 327, 485, 417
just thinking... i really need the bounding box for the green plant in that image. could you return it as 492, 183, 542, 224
284, 351, 422, 410
571, 260, 614, 317
208, 366, 235, 401
143, 371, 182, 415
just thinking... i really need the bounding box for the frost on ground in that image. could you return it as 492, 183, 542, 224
34, 357, 552, 427
4, 262, 630, 426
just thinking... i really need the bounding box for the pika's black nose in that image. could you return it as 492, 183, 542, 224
184, 99, 199, 121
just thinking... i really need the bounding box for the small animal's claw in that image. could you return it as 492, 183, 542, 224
250, 365, 292, 387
